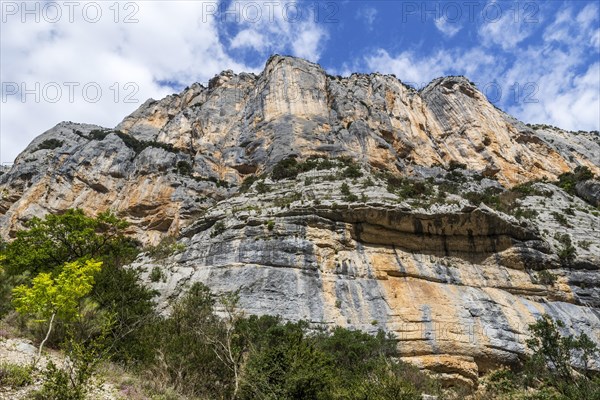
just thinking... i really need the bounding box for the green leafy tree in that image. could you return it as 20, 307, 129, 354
12, 259, 102, 365
1, 209, 156, 363
2, 209, 133, 278
525, 314, 600, 397
148, 283, 234, 397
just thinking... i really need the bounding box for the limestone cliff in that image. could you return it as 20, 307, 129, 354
1, 55, 599, 387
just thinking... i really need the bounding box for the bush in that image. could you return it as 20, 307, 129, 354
340, 182, 358, 202
145, 283, 234, 398
256, 181, 270, 194
146, 236, 186, 260
272, 157, 300, 180
0, 362, 32, 388
551, 211, 571, 228
526, 315, 599, 388
88, 130, 176, 155
150, 266, 164, 283
35, 139, 63, 152
175, 161, 192, 176
448, 160, 467, 171
240, 175, 259, 192
272, 156, 363, 181
210, 221, 226, 238
342, 164, 363, 178
89, 130, 110, 141
1, 208, 136, 277
141, 284, 441, 400
555, 166, 595, 195
537, 270, 557, 286
0, 209, 156, 365
554, 233, 577, 264
382, 174, 434, 200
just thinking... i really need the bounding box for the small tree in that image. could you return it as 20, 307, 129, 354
526, 314, 599, 394
12, 259, 103, 365
2, 209, 132, 277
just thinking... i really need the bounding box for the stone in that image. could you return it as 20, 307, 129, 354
1, 55, 599, 387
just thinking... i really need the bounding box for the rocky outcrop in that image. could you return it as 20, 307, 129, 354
133, 171, 599, 388
1, 55, 599, 388
3, 56, 599, 243
576, 179, 600, 207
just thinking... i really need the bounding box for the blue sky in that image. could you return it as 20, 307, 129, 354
1, 0, 599, 163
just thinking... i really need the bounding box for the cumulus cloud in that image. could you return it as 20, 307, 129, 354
434, 18, 461, 37
504, 4, 600, 131
477, 1, 539, 50
226, 1, 328, 62
0, 0, 331, 163
0, 1, 245, 163
365, 47, 501, 90
364, 3, 599, 131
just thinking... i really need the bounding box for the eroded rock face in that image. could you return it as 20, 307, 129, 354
134, 172, 600, 388
1, 55, 599, 387
2, 56, 599, 242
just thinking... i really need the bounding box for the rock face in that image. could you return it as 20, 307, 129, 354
1, 55, 599, 387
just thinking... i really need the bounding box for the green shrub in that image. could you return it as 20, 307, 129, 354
382, 174, 434, 199
341, 182, 359, 202
240, 175, 259, 192
526, 315, 599, 388
448, 160, 467, 171
464, 188, 502, 208
342, 164, 363, 178
91, 263, 158, 365
146, 236, 186, 260
272, 157, 300, 180
273, 192, 301, 208
514, 208, 539, 220
88, 129, 110, 141
537, 270, 557, 286
256, 181, 270, 194
554, 233, 577, 264
210, 221, 226, 238
35, 139, 64, 152
88, 130, 176, 154
175, 161, 192, 176
145, 283, 235, 398
0, 208, 157, 365
31, 327, 109, 400
551, 211, 571, 228
1, 208, 136, 277
150, 267, 164, 283
206, 176, 231, 188
555, 166, 595, 195
512, 182, 552, 197
0, 362, 32, 388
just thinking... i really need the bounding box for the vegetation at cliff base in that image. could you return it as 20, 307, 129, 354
1, 210, 599, 399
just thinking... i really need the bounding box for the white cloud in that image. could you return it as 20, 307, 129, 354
365, 4, 599, 132
226, 1, 328, 62
0, 0, 331, 163
478, 2, 538, 51
434, 18, 461, 37
365, 48, 500, 90
0, 1, 248, 163
356, 7, 377, 30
